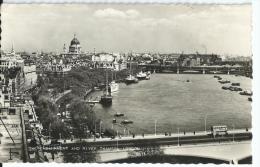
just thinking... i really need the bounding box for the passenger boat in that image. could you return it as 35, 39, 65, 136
125, 75, 138, 84
121, 120, 133, 124
239, 90, 253, 96
136, 71, 147, 80
125, 61, 138, 84
109, 72, 119, 93
109, 81, 119, 93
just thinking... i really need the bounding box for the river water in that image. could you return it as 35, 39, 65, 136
93, 74, 252, 135
23, 67, 252, 135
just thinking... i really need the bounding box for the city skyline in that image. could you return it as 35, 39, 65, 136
1, 4, 251, 56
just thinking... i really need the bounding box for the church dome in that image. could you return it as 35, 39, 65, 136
70, 35, 80, 45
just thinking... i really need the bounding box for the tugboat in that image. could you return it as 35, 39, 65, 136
100, 68, 112, 106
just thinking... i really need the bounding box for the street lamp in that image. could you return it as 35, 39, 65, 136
177, 127, 180, 146
116, 130, 119, 151
204, 114, 208, 134
154, 120, 157, 136
233, 123, 235, 142
99, 121, 102, 138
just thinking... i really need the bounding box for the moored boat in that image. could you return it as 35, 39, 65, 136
239, 90, 253, 96
109, 81, 119, 93
114, 112, 124, 117
125, 75, 138, 84
228, 86, 242, 91
136, 71, 147, 80
121, 120, 133, 124
219, 80, 230, 84
231, 82, 240, 86
222, 86, 229, 90
248, 97, 252, 102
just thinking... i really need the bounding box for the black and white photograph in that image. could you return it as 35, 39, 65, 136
0, 1, 255, 165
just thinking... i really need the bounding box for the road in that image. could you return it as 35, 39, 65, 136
41, 132, 252, 152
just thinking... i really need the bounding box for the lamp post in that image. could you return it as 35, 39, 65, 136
204, 114, 208, 134
99, 121, 102, 138
116, 130, 119, 151
177, 127, 180, 146
233, 123, 235, 142
154, 120, 157, 136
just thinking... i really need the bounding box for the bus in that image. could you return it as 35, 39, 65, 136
211, 125, 228, 137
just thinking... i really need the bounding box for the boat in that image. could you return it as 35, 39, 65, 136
231, 82, 240, 86
239, 90, 253, 96
109, 81, 119, 93
214, 75, 219, 78
248, 97, 252, 102
109, 72, 119, 93
114, 112, 124, 117
125, 75, 139, 84
222, 86, 229, 90
112, 118, 117, 123
136, 71, 147, 80
145, 73, 151, 80
121, 120, 133, 124
100, 68, 113, 106
219, 80, 230, 84
228, 86, 242, 91
125, 61, 138, 84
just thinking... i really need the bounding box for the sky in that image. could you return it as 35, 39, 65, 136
1, 4, 252, 56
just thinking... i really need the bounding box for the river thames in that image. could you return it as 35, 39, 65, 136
93, 73, 252, 135
24, 68, 252, 135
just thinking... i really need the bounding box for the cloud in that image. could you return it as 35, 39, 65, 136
94, 8, 139, 19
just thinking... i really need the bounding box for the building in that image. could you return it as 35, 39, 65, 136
61, 34, 86, 60
0, 47, 24, 73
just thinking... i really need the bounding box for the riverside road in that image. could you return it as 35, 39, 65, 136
40, 130, 252, 151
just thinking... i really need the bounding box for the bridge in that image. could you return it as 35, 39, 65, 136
37, 129, 251, 163
96, 141, 251, 164
138, 64, 251, 76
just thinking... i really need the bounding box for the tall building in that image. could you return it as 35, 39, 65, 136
69, 34, 81, 54
61, 34, 85, 60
